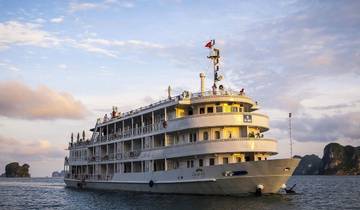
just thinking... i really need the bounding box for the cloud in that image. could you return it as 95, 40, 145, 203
74, 41, 118, 58
272, 112, 360, 142
73, 38, 165, 58
34, 18, 46, 24
0, 21, 60, 49
50, 16, 64, 23
68, 0, 134, 13
201, 1, 360, 145
0, 61, 20, 72
0, 135, 65, 161
309, 100, 360, 111
84, 38, 164, 49
69, 2, 101, 13
0, 20, 164, 59
104, 0, 135, 8
0, 81, 89, 120
57, 64, 68, 69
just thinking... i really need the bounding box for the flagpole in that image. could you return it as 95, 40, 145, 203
205, 39, 221, 93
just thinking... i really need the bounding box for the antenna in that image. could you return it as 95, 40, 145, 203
289, 112, 293, 158
205, 39, 223, 93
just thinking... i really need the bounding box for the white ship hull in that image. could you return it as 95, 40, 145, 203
64, 158, 299, 195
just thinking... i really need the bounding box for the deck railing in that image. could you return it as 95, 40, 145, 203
96, 89, 248, 124
69, 121, 165, 149
67, 138, 275, 164
65, 174, 113, 181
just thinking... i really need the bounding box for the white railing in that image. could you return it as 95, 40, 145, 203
65, 174, 113, 181
69, 122, 165, 149
96, 89, 248, 125
144, 137, 276, 152
86, 150, 141, 163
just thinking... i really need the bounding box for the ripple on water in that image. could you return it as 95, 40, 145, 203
0, 176, 360, 210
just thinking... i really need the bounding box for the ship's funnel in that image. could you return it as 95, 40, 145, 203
200, 73, 206, 95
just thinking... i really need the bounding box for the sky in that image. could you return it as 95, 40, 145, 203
0, 0, 359, 177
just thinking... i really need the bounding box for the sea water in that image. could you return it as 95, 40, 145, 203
0, 176, 359, 210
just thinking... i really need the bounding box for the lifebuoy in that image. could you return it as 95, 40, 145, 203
149, 180, 154, 188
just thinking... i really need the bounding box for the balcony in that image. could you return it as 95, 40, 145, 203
167, 112, 269, 132
92, 122, 165, 144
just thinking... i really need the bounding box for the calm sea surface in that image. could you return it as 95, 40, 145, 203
0, 176, 359, 210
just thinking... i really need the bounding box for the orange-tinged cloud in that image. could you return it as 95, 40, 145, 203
0, 135, 66, 161
0, 81, 89, 120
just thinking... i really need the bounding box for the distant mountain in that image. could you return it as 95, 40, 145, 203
293, 154, 322, 175
52, 170, 65, 177
320, 143, 360, 175
4, 162, 30, 177
294, 143, 360, 175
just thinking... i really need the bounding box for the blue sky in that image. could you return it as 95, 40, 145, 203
0, 0, 359, 176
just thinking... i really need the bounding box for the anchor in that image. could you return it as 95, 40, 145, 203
285, 184, 296, 194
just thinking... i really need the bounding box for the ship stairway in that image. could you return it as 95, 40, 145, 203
91, 118, 101, 142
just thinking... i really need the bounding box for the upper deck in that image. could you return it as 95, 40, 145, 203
93, 89, 259, 129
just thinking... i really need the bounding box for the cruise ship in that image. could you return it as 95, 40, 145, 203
64, 40, 300, 195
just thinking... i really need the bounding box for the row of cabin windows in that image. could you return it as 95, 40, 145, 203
185, 156, 267, 168
125, 156, 268, 172
187, 158, 215, 168
186, 157, 235, 168
173, 130, 230, 145
198, 106, 243, 115
202, 131, 221, 140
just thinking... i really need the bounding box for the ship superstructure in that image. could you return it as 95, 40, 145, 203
64, 41, 299, 195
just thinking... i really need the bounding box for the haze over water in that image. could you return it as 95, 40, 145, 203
0, 176, 359, 210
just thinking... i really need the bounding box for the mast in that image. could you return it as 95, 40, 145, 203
205, 39, 223, 92
289, 112, 293, 158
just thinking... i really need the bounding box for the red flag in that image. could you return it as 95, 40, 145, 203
205, 40, 213, 48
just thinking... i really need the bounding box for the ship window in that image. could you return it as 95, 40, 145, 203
199, 159, 203, 167
189, 133, 197, 142
174, 161, 179, 169
207, 107, 214, 113
216, 106, 223, 113
203, 132, 209, 140
215, 131, 221, 139
223, 157, 229, 164
187, 160, 194, 168
232, 170, 248, 176
188, 108, 193, 115
231, 107, 238, 112
124, 162, 132, 173
199, 107, 205, 114
209, 158, 215, 166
